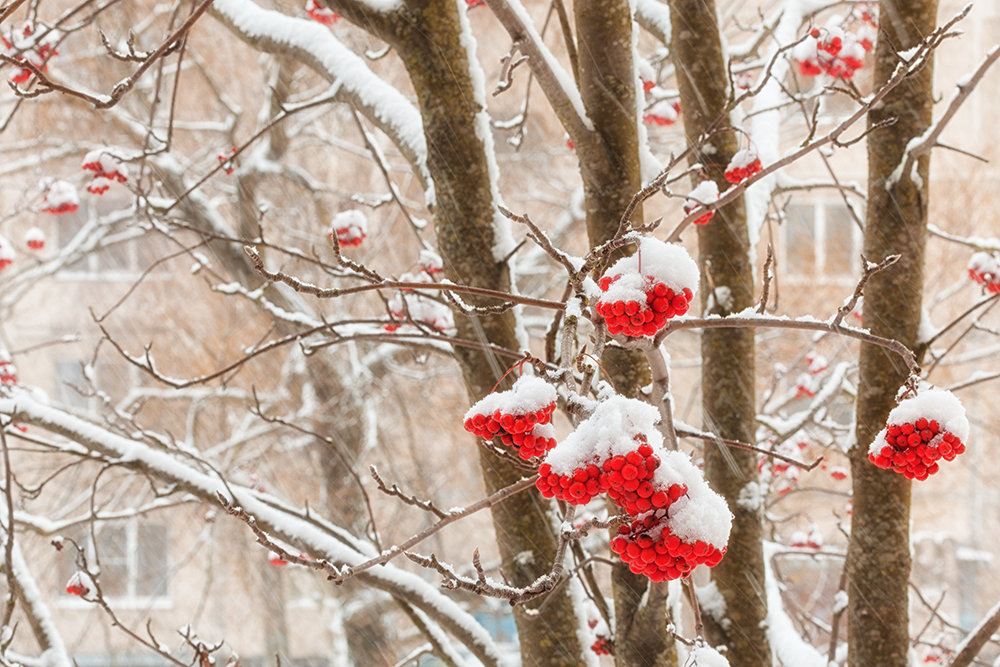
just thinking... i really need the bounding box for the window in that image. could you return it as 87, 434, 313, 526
783, 202, 862, 282
59, 520, 170, 608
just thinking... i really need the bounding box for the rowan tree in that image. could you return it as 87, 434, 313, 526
0, 0, 998, 666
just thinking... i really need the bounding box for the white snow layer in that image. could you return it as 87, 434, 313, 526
868, 387, 969, 457
211, 0, 429, 195
0, 392, 500, 665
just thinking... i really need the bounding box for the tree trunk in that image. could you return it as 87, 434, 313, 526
847, 2, 937, 665
670, 2, 771, 665
574, 2, 676, 664
393, 3, 583, 664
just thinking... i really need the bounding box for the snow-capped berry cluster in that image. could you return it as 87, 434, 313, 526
611, 507, 726, 582
25, 228, 45, 250
0, 234, 14, 270
793, 15, 874, 80
967, 251, 1000, 294
0, 350, 16, 386
305, 0, 340, 24
789, 524, 823, 549
683, 180, 719, 226
595, 237, 699, 337
2, 21, 59, 85
758, 440, 806, 495
64, 571, 93, 597
643, 98, 681, 127
40, 180, 79, 215
81, 150, 128, 195
868, 388, 969, 480
268, 551, 289, 567
419, 248, 443, 275
217, 147, 237, 175
724, 146, 762, 184
464, 375, 558, 460
537, 395, 732, 581
385, 271, 453, 332
330, 209, 367, 247
584, 603, 613, 656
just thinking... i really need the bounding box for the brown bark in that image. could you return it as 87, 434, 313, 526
670, 2, 771, 665
574, 2, 675, 664
391, 3, 582, 664
847, 2, 937, 666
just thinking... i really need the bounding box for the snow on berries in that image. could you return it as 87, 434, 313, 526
584, 603, 613, 656
305, 0, 340, 24
25, 227, 45, 250
686, 643, 731, 667
418, 248, 443, 275
2, 21, 59, 85
643, 98, 680, 126
384, 272, 453, 332
967, 251, 1000, 294
595, 237, 699, 337
683, 180, 719, 226
868, 388, 969, 480
268, 551, 289, 567
0, 234, 14, 270
538, 394, 733, 580
65, 570, 93, 597
724, 146, 762, 184
0, 350, 16, 386
40, 180, 79, 214
464, 374, 558, 460
330, 209, 367, 247
793, 16, 871, 80
81, 150, 128, 195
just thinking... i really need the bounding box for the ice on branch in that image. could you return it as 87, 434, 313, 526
595, 237, 699, 337
868, 388, 969, 480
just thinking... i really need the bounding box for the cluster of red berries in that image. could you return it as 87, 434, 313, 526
0, 355, 16, 385
305, 0, 340, 24
40, 180, 78, 215
724, 148, 763, 184
82, 150, 128, 195
603, 442, 685, 516
218, 147, 237, 175
536, 460, 604, 504
596, 276, 692, 337
464, 376, 558, 460
611, 510, 725, 582
683, 180, 719, 226
65, 572, 90, 597
2, 22, 58, 85
591, 637, 613, 656
643, 99, 680, 127
796, 24, 871, 80
968, 252, 1000, 294
869, 418, 965, 480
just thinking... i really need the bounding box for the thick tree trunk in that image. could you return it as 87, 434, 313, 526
669, 2, 771, 665
847, 2, 937, 665
574, 2, 675, 665
394, 3, 582, 664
